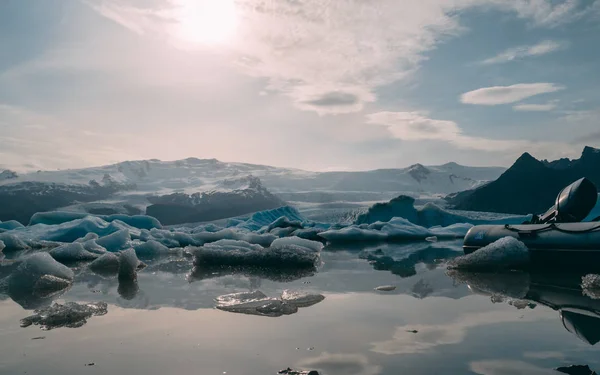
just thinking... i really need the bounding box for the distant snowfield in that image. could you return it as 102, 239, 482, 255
1, 158, 506, 210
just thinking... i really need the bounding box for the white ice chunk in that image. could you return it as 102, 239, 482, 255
49, 243, 99, 263
133, 240, 171, 258
8, 253, 74, 297
448, 237, 530, 271
215, 291, 298, 317
193, 229, 276, 247
270, 237, 323, 253
118, 248, 140, 281
89, 252, 120, 275
75, 233, 99, 242
20, 301, 108, 330
192, 236, 321, 269
0, 240, 4, 252
96, 229, 131, 252
281, 290, 325, 307
582, 274, 600, 299
81, 239, 108, 255
319, 218, 471, 243
374, 285, 396, 292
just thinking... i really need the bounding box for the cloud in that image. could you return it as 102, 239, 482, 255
366, 111, 530, 151
296, 352, 381, 375
513, 103, 556, 111
460, 83, 564, 105
84, 0, 591, 115
479, 40, 566, 65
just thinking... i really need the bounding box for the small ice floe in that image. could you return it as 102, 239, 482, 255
118, 248, 142, 281
215, 290, 325, 317
374, 285, 396, 292
89, 253, 120, 276
425, 236, 438, 242
281, 290, 325, 308
49, 243, 99, 263
8, 253, 74, 300
20, 301, 108, 330
581, 274, 600, 299
278, 367, 319, 375
448, 237, 529, 271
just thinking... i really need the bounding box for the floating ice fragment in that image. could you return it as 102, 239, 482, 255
0, 240, 4, 252
133, 240, 172, 259
89, 253, 120, 276
278, 367, 320, 375
20, 301, 108, 330
215, 291, 297, 317
375, 285, 396, 292
582, 274, 600, 299
448, 237, 529, 271
118, 249, 141, 281
96, 229, 130, 252
191, 237, 321, 269
425, 236, 438, 242
281, 290, 325, 308
8, 253, 74, 300
49, 243, 99, 263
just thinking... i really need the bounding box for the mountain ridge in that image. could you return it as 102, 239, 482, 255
446, 146, 600, 215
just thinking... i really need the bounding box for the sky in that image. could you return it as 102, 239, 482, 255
1, 0, 600, 172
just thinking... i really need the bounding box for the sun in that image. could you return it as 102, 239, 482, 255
174, 0, 238, 45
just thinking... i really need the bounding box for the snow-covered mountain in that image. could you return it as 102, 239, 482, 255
0, 157, 505, 224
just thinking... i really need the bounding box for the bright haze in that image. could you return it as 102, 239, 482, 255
1, 0, 600, 172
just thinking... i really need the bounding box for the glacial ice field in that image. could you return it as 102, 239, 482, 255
2, 200, 600, 375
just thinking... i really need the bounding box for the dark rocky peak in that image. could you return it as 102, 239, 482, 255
542, 157, 573, 170
0, 170, 18, 181
581, 146, 600, 160
407, 163, 431, 183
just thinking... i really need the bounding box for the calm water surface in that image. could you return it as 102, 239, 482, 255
1, 240, 600, 375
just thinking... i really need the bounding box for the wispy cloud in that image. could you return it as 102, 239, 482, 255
366, 111, 530, 151
479, 40, 566, 65
513, 102, 557, 111
461, 83, 563, 105
83, 0, 591, 115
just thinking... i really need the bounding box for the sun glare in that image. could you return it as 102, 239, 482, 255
174, 0, 238, 45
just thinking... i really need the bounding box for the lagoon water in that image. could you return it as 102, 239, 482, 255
1, 240, 600, 375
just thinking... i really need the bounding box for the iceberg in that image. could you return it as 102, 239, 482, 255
448, 237, 530, 271
0, 240, 4, 252
354, 195, 529, 228
20, 301, 108, 330
29, 211, 162, 230
318, 218, 471, 243
0, 220, 24, 231
133, 240, 171, 259
96, 229, 131, 252
191, 236, 322, 269
7, 253, 74, 308
89, 252, 120, 276
236, 206, 307, 232
118, 248, 141, 281
49, 243, 100, 263
0, 233, 29, 251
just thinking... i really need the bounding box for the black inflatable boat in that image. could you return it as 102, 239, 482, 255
463, 178, 600, 257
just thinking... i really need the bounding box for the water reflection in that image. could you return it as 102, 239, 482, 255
449, 270, 600, 346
